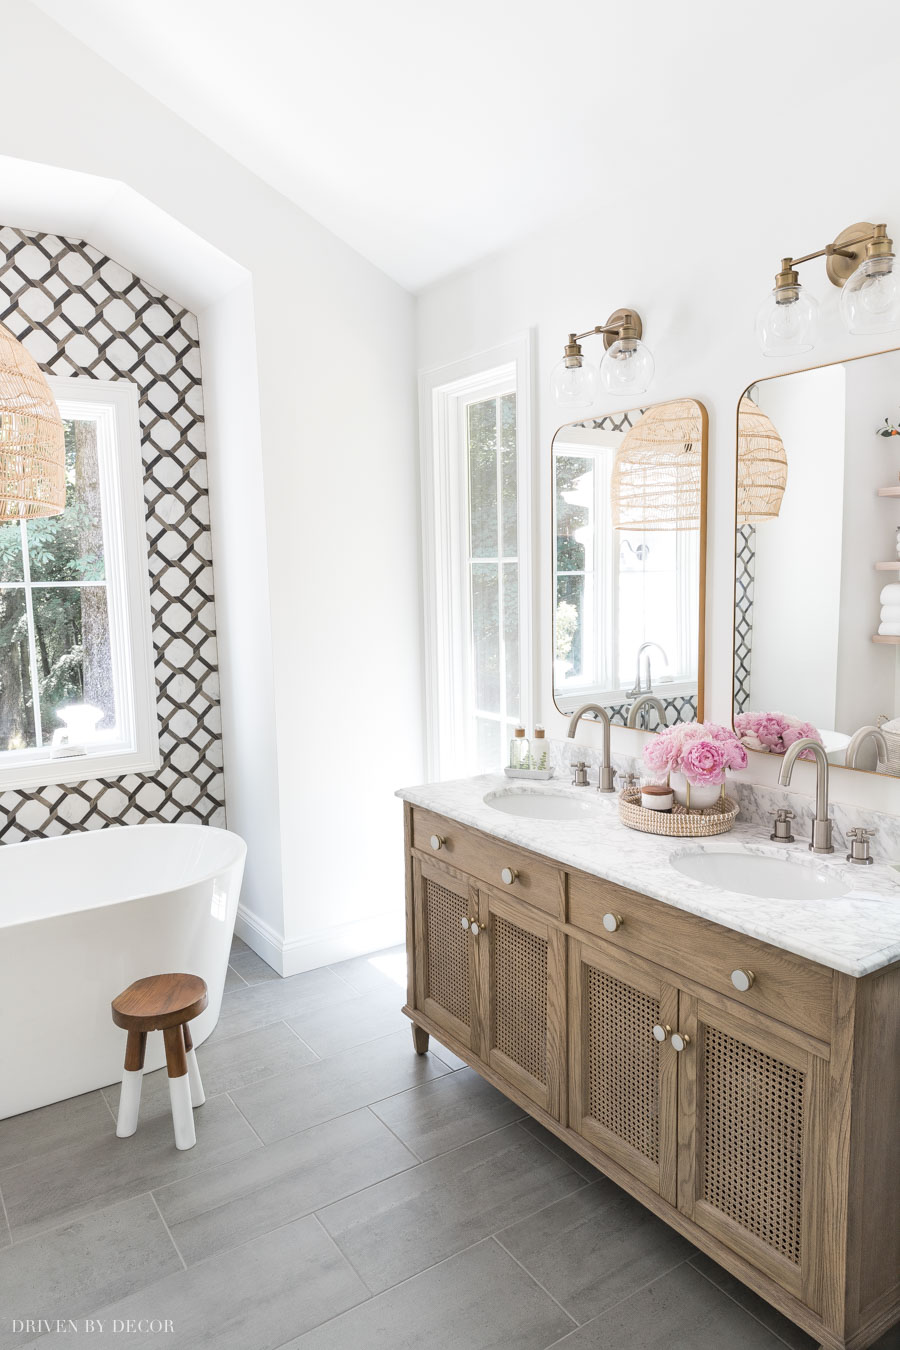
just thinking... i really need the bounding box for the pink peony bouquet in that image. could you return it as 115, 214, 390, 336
643, 721, 748, 786
734, 711, 822, 759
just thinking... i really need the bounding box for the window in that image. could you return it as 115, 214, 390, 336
421, 338, 533, 778
554, 437, 699, 705
0, 378, 157, 789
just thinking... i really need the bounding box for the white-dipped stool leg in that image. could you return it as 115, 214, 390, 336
168, 1073, 196, 1150
183, 1024, 205, 1107
116, 1069, 143, 1138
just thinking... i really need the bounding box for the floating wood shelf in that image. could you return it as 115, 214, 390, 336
875, 561, 900, 570
877, 486, 900, 497
873, 634, 900, 644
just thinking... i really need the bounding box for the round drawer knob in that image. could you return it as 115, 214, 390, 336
652, 1024, 671, 1043
602, 912, 623, 933
460, 915, 470, 931
671, 1032, 691, 1053
430, 835, 445, 851
731, 968, 755, 992
500, 867, 518, 885
471, 920, 484, 937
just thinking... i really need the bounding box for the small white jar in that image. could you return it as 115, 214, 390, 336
641, 783, 674, 811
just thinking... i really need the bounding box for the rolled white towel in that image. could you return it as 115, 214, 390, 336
880, 583, 900, 604
882, 605, 900, 622
878, 622, 900, 635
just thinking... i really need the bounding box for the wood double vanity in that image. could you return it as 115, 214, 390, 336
400, 796, 900, 1350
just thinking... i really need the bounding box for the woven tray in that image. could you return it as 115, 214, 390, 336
618, 787, 738, 837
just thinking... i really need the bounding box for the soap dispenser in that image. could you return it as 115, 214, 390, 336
531, 725, 548, 771
509, 726, 530, 770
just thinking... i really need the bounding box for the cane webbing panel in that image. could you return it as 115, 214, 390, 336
424, 876, 470, 1027
586, 966, 660, 1163
491, 914, 547, 1084
702, 1026, 804, 1265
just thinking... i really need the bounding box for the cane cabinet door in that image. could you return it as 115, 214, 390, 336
412, 855, 479, 1051
476, 890, 566, 1118
568, 937, 678, 1203
676, 994, 826, 1308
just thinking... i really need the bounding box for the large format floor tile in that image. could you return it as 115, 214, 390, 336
0, 1090, 114, 1171
35, 1215, 369, 1350
103, 1022, 318, 1112
545, 1263, 796, 1350
212, 967, 359, 1043
285, 1237, 574, 1350
1, 1095, 260, 1242
317, 1121, 587, 1293
285, 991, 409, 1058
689, 1252, 817, 1350
0, 1196, 181, 1350
497, 1176, 695, 1324
154, 1107, 417, 1265
327, 946, 408, 997
228, 948, 281, 986
371, 1066, 525, 1159
230, 1030, 450, 1142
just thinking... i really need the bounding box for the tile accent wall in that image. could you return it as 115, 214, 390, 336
733, 523, 756, 715
0, 226, 225, 843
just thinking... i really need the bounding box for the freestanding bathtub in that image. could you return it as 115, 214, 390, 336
0, 823, 246, 1119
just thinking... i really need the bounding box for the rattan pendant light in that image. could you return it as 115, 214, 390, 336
0, 322, 65, 520
610, 398, 703, 530
736, 394, 788, 524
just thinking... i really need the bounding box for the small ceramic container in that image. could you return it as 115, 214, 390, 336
641, 783, 674, 811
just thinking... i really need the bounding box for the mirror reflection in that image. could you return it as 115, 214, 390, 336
552, 399, 707, 728
733, 349, 900, 774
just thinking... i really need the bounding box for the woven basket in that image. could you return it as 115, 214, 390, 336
618, 787, 738, 837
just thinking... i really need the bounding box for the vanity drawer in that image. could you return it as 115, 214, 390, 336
411, 808, 564, 919
567, 870, 833, 1041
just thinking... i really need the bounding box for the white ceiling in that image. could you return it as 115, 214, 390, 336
27, 0, 900, 292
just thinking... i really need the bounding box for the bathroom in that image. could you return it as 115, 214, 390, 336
0, 1, 898, 1347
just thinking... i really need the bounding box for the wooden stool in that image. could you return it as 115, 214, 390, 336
111, 973, 208, 1151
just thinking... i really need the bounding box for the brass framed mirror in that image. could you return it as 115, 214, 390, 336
732, 346, 900, 775
552, 398, 708, 729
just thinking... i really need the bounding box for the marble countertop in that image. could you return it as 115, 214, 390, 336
396, 774, 900, 978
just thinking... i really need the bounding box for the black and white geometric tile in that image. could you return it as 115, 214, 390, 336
0, 226, 224, 843
733, 523, 756, 716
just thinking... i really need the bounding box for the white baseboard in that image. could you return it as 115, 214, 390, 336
234, 904, 405, 977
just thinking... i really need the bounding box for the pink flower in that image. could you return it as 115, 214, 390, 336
782, 721, 823, 760
681, 738, 727, 786
643, 732, 680, 774
723, 738, 748, 771
753, 714, 791, 750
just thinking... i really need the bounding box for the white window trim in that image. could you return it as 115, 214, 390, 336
0, 377, 159, 791
419, 334, 535, 780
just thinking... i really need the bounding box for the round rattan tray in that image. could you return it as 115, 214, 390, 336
618, 787, 738, 837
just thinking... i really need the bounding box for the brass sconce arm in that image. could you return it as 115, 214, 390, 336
773, 223, 892, 291
563, 309, 644, 366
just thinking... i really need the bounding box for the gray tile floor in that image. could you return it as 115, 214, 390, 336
2, 940, 898, 1350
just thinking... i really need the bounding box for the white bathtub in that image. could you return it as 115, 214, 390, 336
0, 823, 246, 1119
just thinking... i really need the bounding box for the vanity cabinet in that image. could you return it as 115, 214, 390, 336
403, 803, 900, 1350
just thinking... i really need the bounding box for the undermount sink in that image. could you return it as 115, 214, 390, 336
483, 787, 608, 821
670, 847, 850, 901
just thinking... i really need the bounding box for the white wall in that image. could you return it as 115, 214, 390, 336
1, 0, 422, 970
749, 367, 845, 730
417, 191, 900, 817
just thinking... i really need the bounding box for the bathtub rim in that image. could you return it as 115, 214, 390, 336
0, 822, 247, 930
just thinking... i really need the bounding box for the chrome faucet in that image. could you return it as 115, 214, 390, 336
778, 739, 834, 854
567, 703, 615, 792
627, 641, 668, 699
845, 725, 888, 771
626, 693, 667, 731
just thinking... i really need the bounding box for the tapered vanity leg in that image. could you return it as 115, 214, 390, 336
412, 1023, 430, 1055
163, 1026, 196, 1151
116, 1030, 146, 1138
182, 1023, 205, 1107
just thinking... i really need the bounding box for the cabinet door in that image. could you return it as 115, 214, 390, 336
476, 890, 566, 1118
412, 856, 478, 1051
677, 995, 825, 1310
568, 937, 678, 1203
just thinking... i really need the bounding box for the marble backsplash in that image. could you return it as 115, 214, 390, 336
546, 739, 900, 862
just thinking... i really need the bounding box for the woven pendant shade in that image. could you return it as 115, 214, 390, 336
737, 394, 787, 524
610, 398, 703, 530
0, 322, 65, 520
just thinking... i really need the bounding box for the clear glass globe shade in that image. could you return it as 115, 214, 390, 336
840, 255, 900, 334
755, 285, 817, 356
598, 338, 654, 395
550, 355, 600, 408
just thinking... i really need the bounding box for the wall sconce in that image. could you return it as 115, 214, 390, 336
757, 221, 900, 357
551, 308, 654, 407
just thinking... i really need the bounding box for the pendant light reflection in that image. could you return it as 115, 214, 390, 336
0, 323, 65, 520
